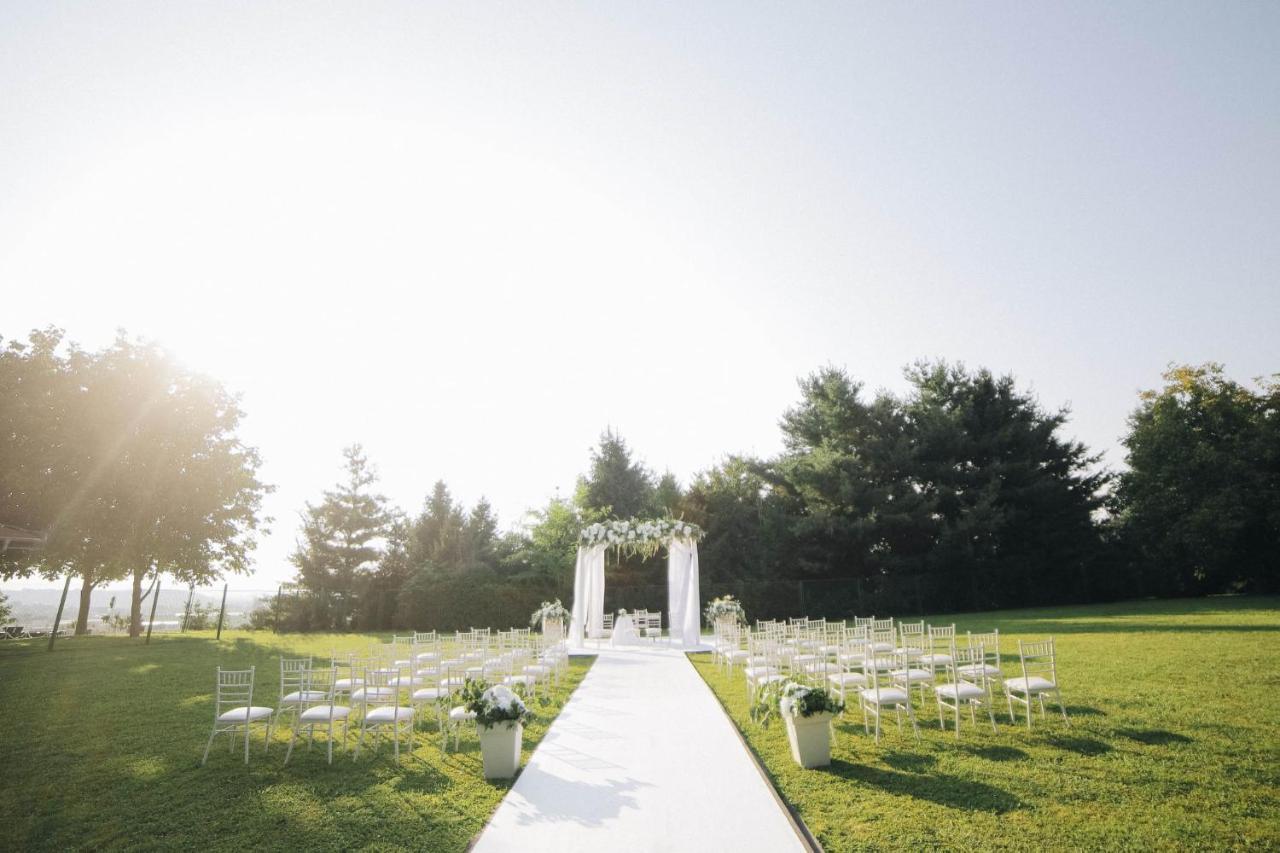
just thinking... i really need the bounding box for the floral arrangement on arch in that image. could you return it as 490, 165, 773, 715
463, 680, 533, 729
530, 599, 570, 629
579, 518, 704, 559
752, 680, 844, 726
704, 594, 746, 626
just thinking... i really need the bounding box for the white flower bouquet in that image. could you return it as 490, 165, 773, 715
704, 594, 746, 626
465, 682, 532, 729
530, 599, 570, 629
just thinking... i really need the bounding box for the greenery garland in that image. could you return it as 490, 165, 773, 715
752, 679, 845, 726
529, 599, 570, 629
578, 518, 705, 559
462, 679, 533, 729
704, 594, 746, 626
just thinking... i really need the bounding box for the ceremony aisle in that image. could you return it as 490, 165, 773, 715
473, 643, 809, 852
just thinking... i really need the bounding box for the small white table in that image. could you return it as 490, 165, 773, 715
610, 613, 641, 647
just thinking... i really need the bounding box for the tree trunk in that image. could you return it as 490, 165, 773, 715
74, 574, 96, 636
129, 570, 144, 638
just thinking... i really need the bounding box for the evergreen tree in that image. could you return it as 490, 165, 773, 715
291, 445, 393, 628
575, 429, 655, 519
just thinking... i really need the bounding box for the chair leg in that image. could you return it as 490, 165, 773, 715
201, 727, 218, 766
285, 722, 300, 765
1006, 690, 1016, 724
1057, 690, 1070, 726
243, 723, 251, 765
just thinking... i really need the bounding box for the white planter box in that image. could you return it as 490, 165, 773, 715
784, 711, 833, 768
542, 618, 564, 640
478, 722, 523, 779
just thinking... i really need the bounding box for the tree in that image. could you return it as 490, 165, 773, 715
902, 361, 1108, 608
1117, 364, 1280, 595
682, 456, 796, 585
575, 429, 656, 519
1, 329, 271, 635
0, 590, 11, 625
291, 445, 394, 629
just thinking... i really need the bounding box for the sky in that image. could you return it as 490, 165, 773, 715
2, 2, 1277, 590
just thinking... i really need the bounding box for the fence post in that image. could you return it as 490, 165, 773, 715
145, 578, 161, 644
47, 574, 72, 652
215, 583, 228, 640
181, 584, 195, 633
274, 586, 283, 634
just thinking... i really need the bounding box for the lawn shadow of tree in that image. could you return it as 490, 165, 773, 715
1063, 705, 1107, 717
1115, 728, 1192, 746
825, 760, 1022, 813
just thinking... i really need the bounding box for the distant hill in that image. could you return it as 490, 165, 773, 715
1, 586, 273, 628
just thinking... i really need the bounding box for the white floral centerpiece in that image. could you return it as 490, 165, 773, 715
754, 680, 845, 769
530, 599, 570, 631
465, 682, 533, 779
704, 594, 746, 627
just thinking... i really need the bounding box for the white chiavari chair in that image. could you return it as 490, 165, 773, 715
201, 666, 274, 765
859, 648, 919, 743
354, 665, 415, 762
933, 643, 997, 738
1005, 638, 1069, 729
285, 666, 352, 764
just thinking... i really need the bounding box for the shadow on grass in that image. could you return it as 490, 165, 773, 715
1064, 705, 1107, 717
1115, 728, 1192, 746
882, 751, 937, 772
965, 745, 1028, 762
1046, 735, 1112, 756
826, 760, 1021, 813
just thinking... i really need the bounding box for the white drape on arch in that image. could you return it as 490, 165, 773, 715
568, 539, 701, 650
568, 543, 606, 648
666, 539, 701, 648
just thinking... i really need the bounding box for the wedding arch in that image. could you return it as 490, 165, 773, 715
568, 519, 704, 650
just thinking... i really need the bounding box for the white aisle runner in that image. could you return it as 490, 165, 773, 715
472, 644, 809, 853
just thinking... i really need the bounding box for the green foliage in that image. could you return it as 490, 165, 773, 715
0, 590, 12, 625
529, 598, 569, 629
290, 445, 395, 629
769, 363, 1109, 609
0, 631, 594, 851
694, 597, 1280, 850
1117, 364, 1280, 595
574, 428, 658, 519
463, 681, 533, 728
0, 328, 271, 637
751, 679, 844, 725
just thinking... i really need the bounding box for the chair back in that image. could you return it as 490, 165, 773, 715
967, 630, 1001, 670
280, 657, 312, 701
214, 667, 255, 718
1017, 638, 1058, 685
949, 644, 989, 692
898, 621, 925, 652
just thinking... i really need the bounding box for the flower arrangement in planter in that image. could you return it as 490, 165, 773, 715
530, 599, 570, 631
704, 594, 746, 627
464, 681, 533, 779
754, 680, 845, 769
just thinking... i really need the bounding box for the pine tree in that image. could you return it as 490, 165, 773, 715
291, 445, 393, 628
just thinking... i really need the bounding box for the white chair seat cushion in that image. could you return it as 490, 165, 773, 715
918, 653, 952, 666
861, 687, 910, 705
282, 690, 328, 704
891, 668, 933, 683
1005, 676, 1056, 694
523, 665, 551, 675
364, 706, 414, 723
412, 687, 446, 701
958, 664, 1001, 678
218, 706, 274, 723
935, 682, 985, 700
503, 675, 534, 686
351, 687, 396, 701
393, 658, 412, 668
334, 678, 364, 690
449, 706, 477, 722
895, 646, 923, 657
870, 642, 895, 653
299, 704, 352, 722
744, 666, 778, 681
828, 672, 869, 686
388, 676, 423, 687
726, 650, 750, 661
416, 652, 440, 662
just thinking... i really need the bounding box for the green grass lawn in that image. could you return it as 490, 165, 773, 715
0, 630, 593, 852
692, 596, 1280, 851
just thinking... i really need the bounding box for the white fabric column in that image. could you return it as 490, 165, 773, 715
681, 542, 701, 648
587, 545, 606, 639
569, 544, 608, 647
569, 547, 588, 649
667, 540, 687, 645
